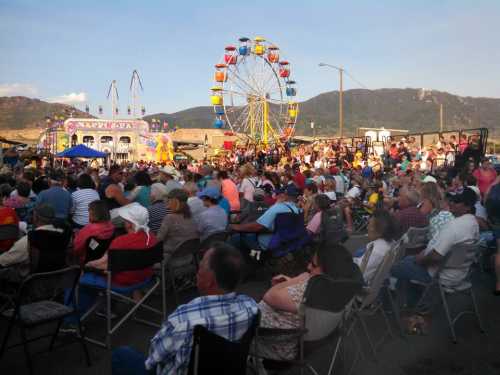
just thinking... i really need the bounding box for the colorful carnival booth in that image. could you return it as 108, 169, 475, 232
38, 118, 175, 162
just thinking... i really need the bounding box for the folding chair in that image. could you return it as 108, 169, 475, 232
199, 231, 229, 253
1, 227, 71, 312
80, 241, 165, 348
167, 238, 201, 306
252, 275, 362, 375
0, 265, 90, 375
414, 240, 485, 343
187, 312, 260, 375
352, 248, 398, 359
84, 236, 115, 263
0, 223, 20, 247
28, 228, 72, 272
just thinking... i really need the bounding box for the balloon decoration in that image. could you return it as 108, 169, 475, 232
155, 134, 174, 161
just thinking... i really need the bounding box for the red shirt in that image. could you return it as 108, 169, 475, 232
73, 221, 116, 266
109, 231, 157, 286
0, 207, 19, 252
473, 168, 497, 196
293, 172, 306, 190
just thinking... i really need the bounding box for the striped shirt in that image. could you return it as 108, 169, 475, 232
148, 200, 171, 234
145, 293, 258, 375
71, 188, 100, 226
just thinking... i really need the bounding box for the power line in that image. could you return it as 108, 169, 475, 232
343, 69, 368, 89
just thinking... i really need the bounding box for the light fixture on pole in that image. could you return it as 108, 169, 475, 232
319, 62, 344, 138
310, 121, 315, 139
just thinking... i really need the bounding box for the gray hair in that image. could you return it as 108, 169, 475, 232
401, 186, 421, 206
183, 181, 198, 195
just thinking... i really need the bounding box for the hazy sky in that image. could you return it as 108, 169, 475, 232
1, 0, 499, 117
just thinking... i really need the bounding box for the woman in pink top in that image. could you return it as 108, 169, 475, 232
218, 170, 240, 211
473, 158, 498, 197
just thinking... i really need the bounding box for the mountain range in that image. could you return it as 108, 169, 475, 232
1, 88, 499, 137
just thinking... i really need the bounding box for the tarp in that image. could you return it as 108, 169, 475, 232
56, 144, 107, 158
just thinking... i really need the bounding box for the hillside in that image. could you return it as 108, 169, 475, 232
144, 88, 500, 136
0, 96, 93, 130
2, 89, 499, 137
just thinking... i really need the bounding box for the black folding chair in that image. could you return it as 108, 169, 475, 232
80, 241, 166, 348
252, 275, 363, 375
28, 228, 72, 273
187, 311, 260, 375
0, 223, 20, 246
199, 231, 229, 253
167, 238, 201, 306
0, 265, 91, 375
84, 236, 115, 263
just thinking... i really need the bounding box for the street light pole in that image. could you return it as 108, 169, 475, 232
439, 103, 444, 133
319, 63, 344, 138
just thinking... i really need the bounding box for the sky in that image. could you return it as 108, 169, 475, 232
1, 0, 499, 118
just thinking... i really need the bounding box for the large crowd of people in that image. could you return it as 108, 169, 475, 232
0, 130, 498, 374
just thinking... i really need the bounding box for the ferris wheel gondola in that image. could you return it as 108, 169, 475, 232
210, 36, 299, 145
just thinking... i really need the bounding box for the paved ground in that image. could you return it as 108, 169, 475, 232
1, 235, 499, 375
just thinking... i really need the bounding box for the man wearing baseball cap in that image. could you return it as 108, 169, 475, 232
230, 184, 302, 253
392, 187, 480, 303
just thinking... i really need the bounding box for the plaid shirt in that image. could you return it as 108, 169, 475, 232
394, 206, 429, 234
145, 293, 258, 375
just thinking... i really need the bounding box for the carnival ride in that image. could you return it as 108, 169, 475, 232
210, 36, 298, 146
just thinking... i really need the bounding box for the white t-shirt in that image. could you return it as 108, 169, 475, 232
324, 191, 337, 201
239, 177, 257, 202
475, 202, 487, 220
428, 214, 479, 288
333, 176, 345, 194
346, 185, 362, 199
354, 238, 393, 284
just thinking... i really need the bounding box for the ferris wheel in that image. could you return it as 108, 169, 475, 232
210, 36, 298, 145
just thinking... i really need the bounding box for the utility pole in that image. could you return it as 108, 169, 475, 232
319, 63, 345, 138
310, 121, 315, 140
439, 103, 443, 133
339, 68, 344, 138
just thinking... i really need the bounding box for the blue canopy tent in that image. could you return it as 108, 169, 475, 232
56, 144, 107, 158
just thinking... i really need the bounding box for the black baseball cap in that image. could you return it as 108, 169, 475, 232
446, 187, 477, 207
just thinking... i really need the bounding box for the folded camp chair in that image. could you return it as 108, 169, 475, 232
414, 240, 485, 343
186, 312, 260, 375
0, 265, 90, 375
252, 275, 362, 375
167, 238, 201, 306
80, 241, 165, 348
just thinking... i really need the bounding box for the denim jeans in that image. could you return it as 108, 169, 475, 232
391, 255, 432, 308
64, 272, 107, 324
112, 346, 154, 375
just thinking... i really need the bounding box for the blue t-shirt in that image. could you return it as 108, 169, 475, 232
256, 201, 301, 249
218, 197, 230, 215
36, 186, 72, 219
